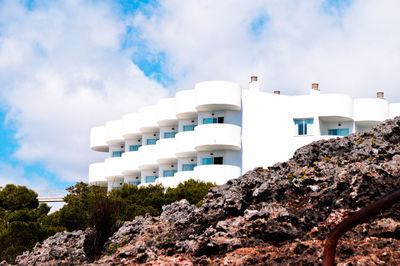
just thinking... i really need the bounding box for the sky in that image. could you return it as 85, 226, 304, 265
0, 0, 400, 200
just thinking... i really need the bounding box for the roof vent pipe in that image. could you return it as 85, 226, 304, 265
312, 83, 319, 91
274, 90, 280, 95
377, 92, 384, 99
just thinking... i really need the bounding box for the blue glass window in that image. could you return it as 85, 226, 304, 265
183, 125, 196, 131
112, 186, 121, 189
203, 118, 216, 124
129, 145, 141, 151
128, 181, 141, 186
145, 176, 158, 183
147, 138, 158, 145
203, 117, 224, 124
182, 164, 197, 171
163, 170, 177, 177
112, 151, 124, 157
164, 132, 176, 139
202, 158, 213, 165
328, 128, 350, 136
294, 119, 313, 135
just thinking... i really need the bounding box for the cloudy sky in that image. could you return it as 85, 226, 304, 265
0, 0, 399, 197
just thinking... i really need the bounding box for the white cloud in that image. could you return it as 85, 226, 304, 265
0, 0, 168, 182
132, 0, 400, 101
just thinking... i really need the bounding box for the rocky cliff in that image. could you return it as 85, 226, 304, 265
15, 118, 400, 265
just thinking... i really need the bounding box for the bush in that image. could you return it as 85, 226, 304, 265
164, 179, 217, 206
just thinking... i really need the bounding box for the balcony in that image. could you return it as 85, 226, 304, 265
315, 94, 354, 119
90, 126, 109, 152
157, 98, 178, 126
354, 98, 389, 122
139, 105, 159, 133
193, 165, 241, 185
121, 151, 140, 175
156, 138, 177, 164
176, 90, 197, 119
88, 162, 107, 186
195, 81, 241, 111
122, 113, 141, 140
194, 124, 241, 151
105, 120, 124, 145
175, 131, 196, 157
104, 157, 124, 179
138, 145, 159, 169
156, 171, 195, 188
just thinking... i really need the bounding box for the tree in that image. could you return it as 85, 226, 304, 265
108, 183, 165, 221
0, 185, 64, 264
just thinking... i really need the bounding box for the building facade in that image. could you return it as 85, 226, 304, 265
88, 77, 400, 190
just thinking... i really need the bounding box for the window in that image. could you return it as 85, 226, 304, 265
183, 125, 196, 131
128, 181, 141, 186
164, 132, 176, 139
213, 157, 223, 164
146, 138, 158, 145
129, 145, 141, 151
112, 151, 124, 157
328, 128, 350, 136
145, 176, 158, 183
203, 117, 224, 124
202, 157, 213, 165
163, 170, 177, 177
202, 157, 223, 165
294, 119, 314, 135
182, 164, 196, 171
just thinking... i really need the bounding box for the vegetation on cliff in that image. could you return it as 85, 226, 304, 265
0, 179, 216, 263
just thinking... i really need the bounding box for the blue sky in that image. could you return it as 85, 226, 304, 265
1, 0, 400, 197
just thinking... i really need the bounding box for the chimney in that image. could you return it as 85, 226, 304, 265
249, 75, 260, 92
312, 83, 319, 91
377, 92, 384, 99
273, 90, 280, 95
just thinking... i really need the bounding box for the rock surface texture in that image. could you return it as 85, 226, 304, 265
15, 118, 400, 265
16, 230, 89, 265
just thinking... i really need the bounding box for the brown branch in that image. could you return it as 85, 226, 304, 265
322, 188, 400, 266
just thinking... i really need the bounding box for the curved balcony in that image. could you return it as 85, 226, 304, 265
193, 165, 241, 185
139, 105, 159, 133
157, 98, 178, 126
90, 126, 109, 152
315, 94, 354, 119
88, 162, 107, 186
176, 90, 197, 119
122, 113, 141, 140
105, 120, 124, 145
195, 81, 241, 111
175, 131, 196, 157
195, 124, 241, 151
138, 145, 158, 169
156, 171, 195, 188
121, 151, 140, 175
354, 98, 389, 122
104, 157, 124, 179
156, 138, 177, 164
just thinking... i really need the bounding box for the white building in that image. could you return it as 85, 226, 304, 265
88, 77, 400, 190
